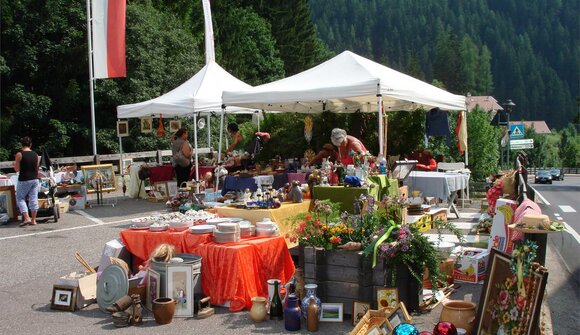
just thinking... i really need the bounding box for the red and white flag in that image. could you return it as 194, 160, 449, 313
91, 0, 126, 78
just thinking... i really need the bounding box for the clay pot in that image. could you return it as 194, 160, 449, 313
249, 296, 268, 322
152, 298, 177, 325
439, 300, 477, 335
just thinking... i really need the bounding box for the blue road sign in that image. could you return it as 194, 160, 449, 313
509, 124, 524, 139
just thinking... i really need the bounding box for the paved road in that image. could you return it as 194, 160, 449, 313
530, 175, 580, 286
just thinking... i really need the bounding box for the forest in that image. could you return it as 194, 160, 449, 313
1, 0, 578, 175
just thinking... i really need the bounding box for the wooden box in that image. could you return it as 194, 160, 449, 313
350, 309, 389, 335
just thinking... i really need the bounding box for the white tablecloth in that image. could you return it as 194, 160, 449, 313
404, 171, 470, 200
128, 165, 148, 199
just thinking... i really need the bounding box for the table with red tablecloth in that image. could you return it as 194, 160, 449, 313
148, 165, 175, 184
119, 229, 295, 311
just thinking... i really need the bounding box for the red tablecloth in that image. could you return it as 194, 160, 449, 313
148, 165, 175, 184
119, 229, 295, 311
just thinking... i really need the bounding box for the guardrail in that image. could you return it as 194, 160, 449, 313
0, 148, 213, 173
527, 167, 579, 175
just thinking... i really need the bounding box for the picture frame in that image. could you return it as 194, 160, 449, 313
167, 181, 178, 197
320, 303, 343, 322
141, 117, 153, 133
153, 182, 169, 198
352, 301, 371, 326
146, 269, 160, 311
474, 248, 548, 335
120, 158, 132, 175
367, 324, 386, 335
51, 285, 77, 311
166, 265, 194, 317
0, 185, 18, 220
376, 287, 399, 309
116, 120, 129, 137
169, 119, 181, 133
382, 302, 412, 334
81, 164, 116, 194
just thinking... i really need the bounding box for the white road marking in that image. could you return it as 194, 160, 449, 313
563, 223, 580, 244
530, 187, 550, 205
0, 211, 135, 241
559, 205, 576, 213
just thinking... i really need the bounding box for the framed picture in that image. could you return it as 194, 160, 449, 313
367, 325, 386, 335
141, 117, 153, 133
167, 181, 178, 197
51, 285, 77, 311
169, 120, 181, 133
376, 287, 399, 309
352, 301, 371, 326
382, 302, 412, 334
120, 158, 132, 175
81, 164, 116, 194
166, 265, 194, 317
320, 303, 343, 322
116, 120, 129, 137
153, 182, 169, 198
146, 269, 160, 311
474, 248, 548, 335
0, 185, 18, 220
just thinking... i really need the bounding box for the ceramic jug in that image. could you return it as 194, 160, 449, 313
249, 296, 267, 322
439, 300, 477, 335
301, 284, 321, 319
284, 296, 301, 331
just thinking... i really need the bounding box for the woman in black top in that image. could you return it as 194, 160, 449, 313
13, 136, 40, 226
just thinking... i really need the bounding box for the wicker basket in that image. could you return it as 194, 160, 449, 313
350, 308, 390, 335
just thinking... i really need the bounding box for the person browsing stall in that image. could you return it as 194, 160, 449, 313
13, 136, 41, 227
330, 128, 368, 166
246, 132, 270, 160
171, 128, 193, 187
308, 143, 338, 167
226, 123, 244, 154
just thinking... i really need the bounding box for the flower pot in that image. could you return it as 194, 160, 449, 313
152, 298, 177, 325
439, 300, 477, 335
249, 297, 267, 322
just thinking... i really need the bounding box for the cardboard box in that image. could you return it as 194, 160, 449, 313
57, 272, 97, 309
57, 200, 69, 214
98, 239, 131, 274
451, 247, 489, 284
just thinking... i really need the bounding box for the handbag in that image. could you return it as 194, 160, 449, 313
173, 150, 191, 168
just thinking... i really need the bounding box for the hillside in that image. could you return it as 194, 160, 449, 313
309, 0, 579, 129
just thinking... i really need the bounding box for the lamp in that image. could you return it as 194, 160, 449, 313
502, 99, 516, 169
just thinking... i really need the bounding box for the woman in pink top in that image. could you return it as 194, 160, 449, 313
330, 128, 368, 165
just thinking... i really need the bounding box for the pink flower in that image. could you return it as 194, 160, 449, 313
498, 290, 510, 310
515, 294, 525, 310
329, 236, 341, 244
289, 236, 296, 243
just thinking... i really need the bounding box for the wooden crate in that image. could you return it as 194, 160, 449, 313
350, 309, 389, 335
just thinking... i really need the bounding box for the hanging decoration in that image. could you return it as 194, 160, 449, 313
156, 114, 166, 137
304, 115, 313, 144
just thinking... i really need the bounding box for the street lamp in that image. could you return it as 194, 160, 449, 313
503, 99, 516, 169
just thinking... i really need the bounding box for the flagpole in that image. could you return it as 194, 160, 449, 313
86, 0, 98, 157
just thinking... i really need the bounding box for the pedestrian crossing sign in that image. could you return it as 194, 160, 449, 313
509, 124, 524, 139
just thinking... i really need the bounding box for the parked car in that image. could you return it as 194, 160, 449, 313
535, 170, 553, 184
550, 168, 564, 181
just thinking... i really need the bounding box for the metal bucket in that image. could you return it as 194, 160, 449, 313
150, 253, 202, 298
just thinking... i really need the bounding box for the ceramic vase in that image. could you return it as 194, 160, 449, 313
306, 297, 319, 332
284, 296, 301, 331
439, 300, 477, 335
301, 284, 321, 319
152, 297, 176, 325
249, 297, 268, 322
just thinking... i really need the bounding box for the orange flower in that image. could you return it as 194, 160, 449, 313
305, 214, 312, 220
329, 236, 342, 244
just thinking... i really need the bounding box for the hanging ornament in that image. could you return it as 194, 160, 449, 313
433, 321, 457, 335
304, 115, 313, 144
156, 114, 166, 137
419, 332, 433, 335
393, 323, 420, 335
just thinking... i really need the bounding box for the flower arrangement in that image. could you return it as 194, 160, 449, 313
290, 195, 464, 287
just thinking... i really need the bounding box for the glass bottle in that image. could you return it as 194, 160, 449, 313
301, 283, 321, 319
270, 280, 283, 320
306, 297, 319, 332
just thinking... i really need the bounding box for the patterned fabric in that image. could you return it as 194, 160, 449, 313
16, 179, 39, 213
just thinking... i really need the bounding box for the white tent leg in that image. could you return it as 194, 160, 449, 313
118, 130, 126, 196
193, 114, 200, 193
216, 106, 225, 192
207, 114, 211, 149
377, 93, 384, 156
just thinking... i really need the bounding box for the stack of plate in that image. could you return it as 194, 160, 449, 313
206, 218, 233, 226
168, 219, 190, 231
256, 219, 279, 237
213, 222, 240, 243
149, 223, 169, 232
130, 218, 153, 228
189, 225, 215, 234
238, 221, 255, 237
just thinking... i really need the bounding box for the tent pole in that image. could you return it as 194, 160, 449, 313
218, 106, 225, 163
464, 111, 469, 166
118, 130, 126, 197
193, 114, 200, 193
207, 114, 211, 149
86, 0, 98, 157
377, 92, 384, 156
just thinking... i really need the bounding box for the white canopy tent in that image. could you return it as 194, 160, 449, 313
222, 50, 467, 157
116, 61, 255, 188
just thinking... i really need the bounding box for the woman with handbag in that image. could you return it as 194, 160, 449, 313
171, 128, 193, 187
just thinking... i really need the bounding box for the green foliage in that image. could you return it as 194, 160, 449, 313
467, 108, 501, 180
524, 126, 560, 168
560, 124, 579, 167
